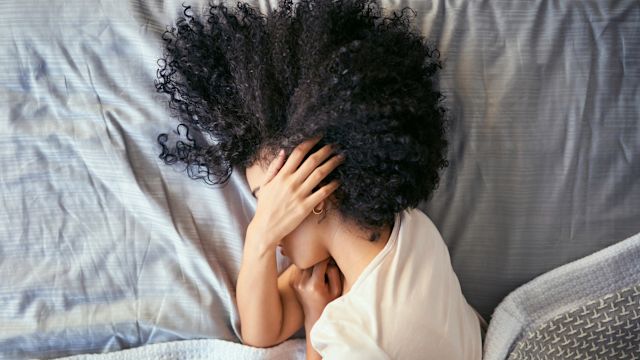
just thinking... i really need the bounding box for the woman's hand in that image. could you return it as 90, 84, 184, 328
291, 258, 343, 324
247, 134, 345, 250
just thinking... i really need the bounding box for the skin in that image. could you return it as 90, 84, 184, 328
237, 135, 392, 358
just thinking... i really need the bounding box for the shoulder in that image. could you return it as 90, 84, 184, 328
396, 207, 449, 258
402, 207, 441, 238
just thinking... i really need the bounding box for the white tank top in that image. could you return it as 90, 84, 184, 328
309, 208, 484, 359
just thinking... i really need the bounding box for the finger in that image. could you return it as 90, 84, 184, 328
326, 265, 342, 297
289, 266, 302, 287
311, 258, 330, 284
291, 143, 337, 186
299, 266, 312, 285
263, 149, 287, 184
300, 153, 345, 197
279, 134, 323, 175
303, 179, 341, 211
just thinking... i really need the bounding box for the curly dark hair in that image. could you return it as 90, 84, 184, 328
155, 0, 450, 239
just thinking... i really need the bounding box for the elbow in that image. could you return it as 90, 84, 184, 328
240, 338, 271, 348
239, 331, 280, 348
237, 306, 285, 348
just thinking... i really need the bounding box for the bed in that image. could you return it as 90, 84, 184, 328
0, 0, 638, 358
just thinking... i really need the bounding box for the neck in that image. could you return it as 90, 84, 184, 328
325, 220, 393, 295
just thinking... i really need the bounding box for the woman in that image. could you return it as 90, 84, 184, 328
155, 0, 487, 358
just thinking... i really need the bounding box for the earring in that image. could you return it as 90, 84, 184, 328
313, 207, 324, 215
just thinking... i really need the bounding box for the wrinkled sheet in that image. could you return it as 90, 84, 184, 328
0, 0, 638, 358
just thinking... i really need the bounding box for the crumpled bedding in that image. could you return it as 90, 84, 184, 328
0, 0, 638, 358
483, 230, 640, 359
54, 338, 306, 360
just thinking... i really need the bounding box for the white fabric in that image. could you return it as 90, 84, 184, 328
309, 208, 483, 359
54, 338, 306, 360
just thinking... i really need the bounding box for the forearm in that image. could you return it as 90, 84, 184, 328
304, 316, 323, 360
236, 223, 283, 347
305, 332, 322, 360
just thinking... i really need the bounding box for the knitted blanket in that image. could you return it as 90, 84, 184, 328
52, 339, 306, 360
483, 231, 640, 359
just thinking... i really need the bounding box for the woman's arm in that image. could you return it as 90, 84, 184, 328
304, 315, 323, 360
236, 136, 343, 347
236, 223, 305, 347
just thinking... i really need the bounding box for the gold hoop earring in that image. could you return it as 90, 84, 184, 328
313, 207, 324, 215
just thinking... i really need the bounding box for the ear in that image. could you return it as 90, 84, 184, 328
313, 199, 326, 213
313, 199, 332, 226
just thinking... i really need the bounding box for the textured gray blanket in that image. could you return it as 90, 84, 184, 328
483, 231, 640, 359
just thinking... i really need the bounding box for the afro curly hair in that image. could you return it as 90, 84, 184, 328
155, 0, 450, 239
